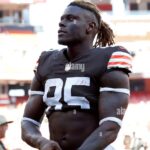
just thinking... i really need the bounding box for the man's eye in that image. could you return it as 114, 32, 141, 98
68, 16, 74, 21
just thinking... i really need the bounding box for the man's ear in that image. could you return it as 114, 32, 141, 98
86, 22, 96, 34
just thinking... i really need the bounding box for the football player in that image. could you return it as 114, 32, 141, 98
21, 1, 132, 150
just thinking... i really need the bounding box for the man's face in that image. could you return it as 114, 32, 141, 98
58, 6, 89, 46
0, 124, 8, 139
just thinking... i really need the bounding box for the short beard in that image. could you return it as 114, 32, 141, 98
58, 38, 83, 46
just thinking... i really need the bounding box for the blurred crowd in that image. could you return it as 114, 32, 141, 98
123, 132, 148, 150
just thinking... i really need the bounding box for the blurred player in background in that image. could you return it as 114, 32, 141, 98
21, 0, 132, 150
0, 115, 13, 150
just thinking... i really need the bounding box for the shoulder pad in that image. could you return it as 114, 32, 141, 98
107, 46, 132, 73
34, 50, 57, 72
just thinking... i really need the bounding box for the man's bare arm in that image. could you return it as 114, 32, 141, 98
78, 70, 130, 150
21, 77, 62, 150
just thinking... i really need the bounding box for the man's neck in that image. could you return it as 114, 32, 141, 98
67, 42, 93, 61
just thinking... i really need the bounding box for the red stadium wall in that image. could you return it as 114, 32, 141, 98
130, 92, 150, 103
97, 3, 112, 11
130, 78, 150, 103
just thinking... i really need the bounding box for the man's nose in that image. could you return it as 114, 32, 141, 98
59, 20, 66, 27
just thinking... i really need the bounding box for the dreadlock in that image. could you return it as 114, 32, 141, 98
68, 0, 115, 47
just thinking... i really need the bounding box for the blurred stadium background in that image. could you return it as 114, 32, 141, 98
0, 0, 150, 149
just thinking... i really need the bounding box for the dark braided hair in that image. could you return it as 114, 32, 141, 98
68, 0, 115, 47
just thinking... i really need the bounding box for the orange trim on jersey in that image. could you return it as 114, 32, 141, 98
110, 55, 132, 61
108, 61, 132, 68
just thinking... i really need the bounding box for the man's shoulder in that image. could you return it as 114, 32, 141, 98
40, 49, 60, 57
38, 49, 62, 63
92, 45, 132, 63
92, 45, 132, 74
92, 45, 131, 55
35, 49, 63, 74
